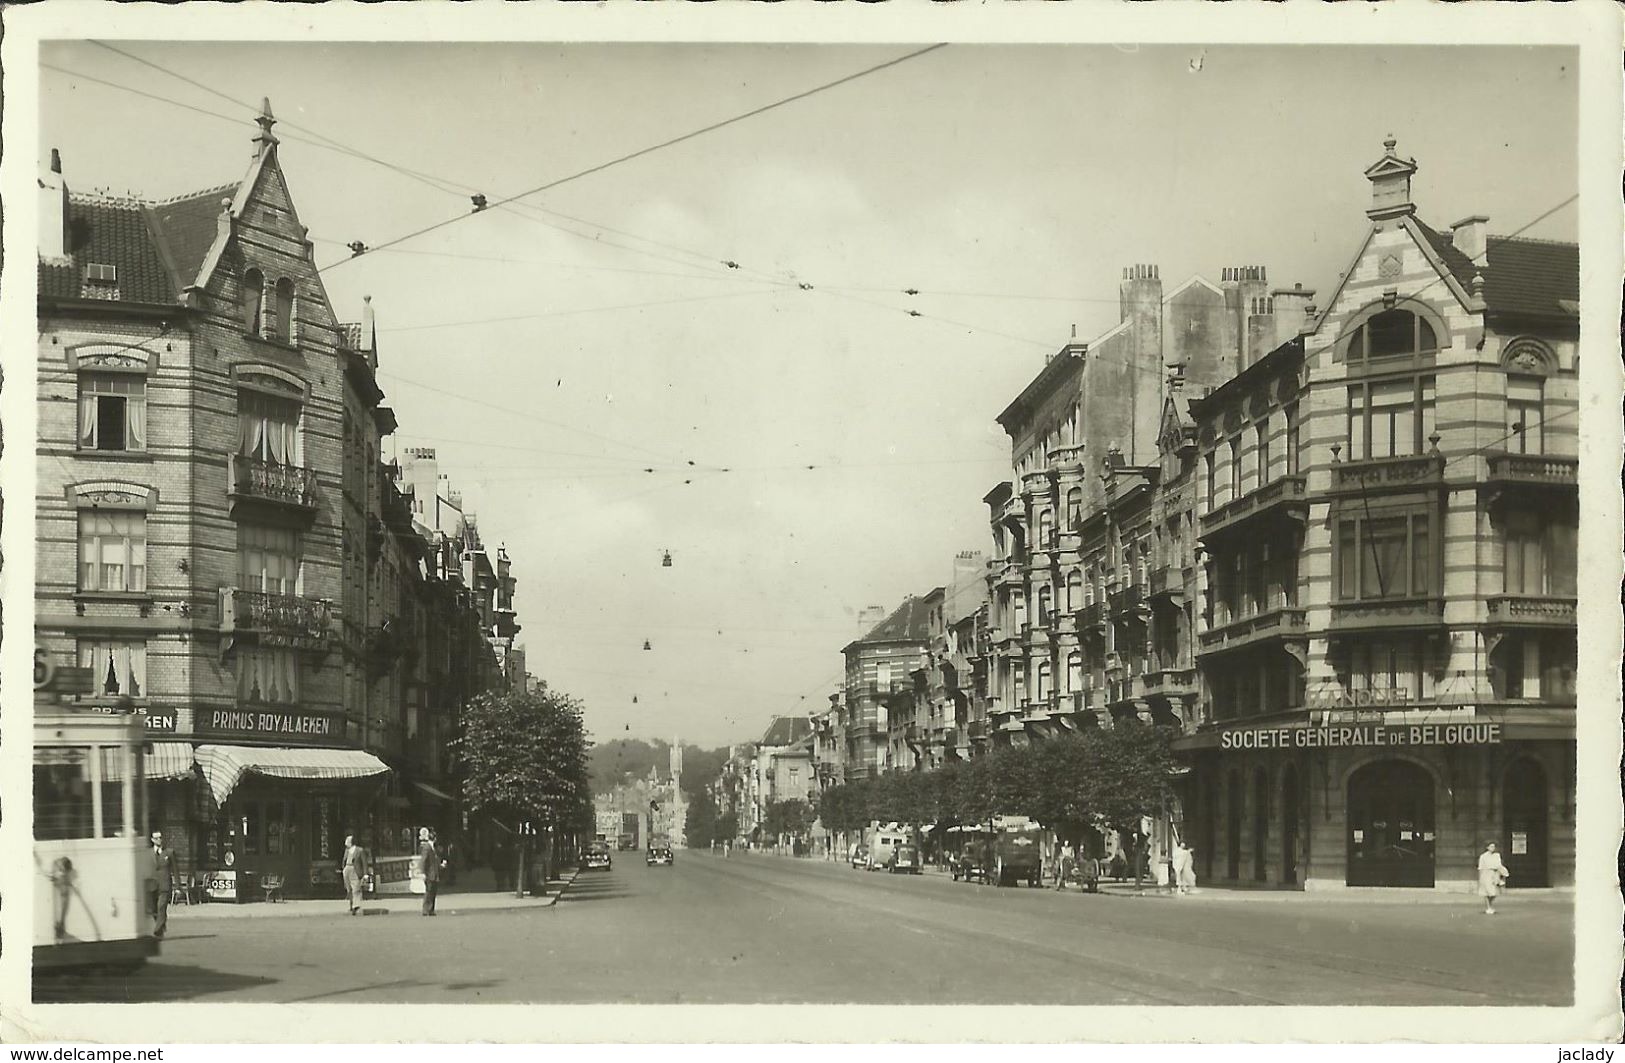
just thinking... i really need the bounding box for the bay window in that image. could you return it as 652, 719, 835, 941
1348, 376, 1436, 459
1497, 634, 1577, 701
78, 374, 147, 452
1334, 511, 1435, 600
78, 510, 147, 593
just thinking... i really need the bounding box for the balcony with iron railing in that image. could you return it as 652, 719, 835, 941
219, 586, 334, 650
1325, 452, 1445, 497
1199, 474, 1307, 539
1484, 595, 1577, 628
228, 455, 319, 519
1196, 605, 1308, 656
1078, 602, 1106, 631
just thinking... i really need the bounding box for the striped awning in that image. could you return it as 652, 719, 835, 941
100, 743, 196, 782
196, 745, 391, 806
147, 742, 197, 781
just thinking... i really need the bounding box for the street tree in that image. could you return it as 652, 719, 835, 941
457, 686, 592, 896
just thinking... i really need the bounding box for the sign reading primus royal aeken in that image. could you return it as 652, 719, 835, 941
1218, 723, 1503, 750
201, 708, 343, 740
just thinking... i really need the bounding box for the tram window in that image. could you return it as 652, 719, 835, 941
35, 746, 95, 840
99, 746, 130, 837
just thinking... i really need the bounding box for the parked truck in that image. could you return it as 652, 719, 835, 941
619, 812, 640, 851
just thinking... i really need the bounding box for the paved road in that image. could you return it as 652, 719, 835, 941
35, 850, 1572, 1005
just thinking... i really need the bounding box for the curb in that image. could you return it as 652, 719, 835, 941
172, 868, 585, 920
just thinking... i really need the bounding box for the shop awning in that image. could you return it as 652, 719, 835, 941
412, 780, 456, 803
147, 742, 197, 781
196, 745, 391, 806
101, 743, 196, 782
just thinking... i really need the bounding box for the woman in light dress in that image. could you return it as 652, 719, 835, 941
1171, 841, 1196, 895
1477, 841, 1510, 915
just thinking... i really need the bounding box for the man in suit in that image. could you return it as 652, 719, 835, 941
150, 831, 180, 939
418, 827, 443, 916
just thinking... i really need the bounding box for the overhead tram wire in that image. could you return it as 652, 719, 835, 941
48, 57, 1175, 356
313, 44, 950, 274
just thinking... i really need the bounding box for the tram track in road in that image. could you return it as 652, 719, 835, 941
688, 853, 1569, 1006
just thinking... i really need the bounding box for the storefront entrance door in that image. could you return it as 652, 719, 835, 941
1225, 771, 1242, 881
1347, 760, 1435, 887
1502, 758, 1549, 888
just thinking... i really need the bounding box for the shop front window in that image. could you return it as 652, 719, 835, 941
243, 803, 261, 855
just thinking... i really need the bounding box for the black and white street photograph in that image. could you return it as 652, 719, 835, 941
4, 4, 1621, 1047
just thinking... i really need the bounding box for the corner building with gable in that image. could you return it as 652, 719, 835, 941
1173, 141, 1578, 891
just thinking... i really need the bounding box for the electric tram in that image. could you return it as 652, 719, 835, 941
34, 706, 160, 971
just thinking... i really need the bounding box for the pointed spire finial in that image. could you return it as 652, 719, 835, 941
253, 97, 279, 157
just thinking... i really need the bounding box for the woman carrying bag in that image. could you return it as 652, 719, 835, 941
1477, 841, 1511, 915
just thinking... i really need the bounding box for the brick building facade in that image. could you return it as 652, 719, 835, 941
35, 102, 521, 899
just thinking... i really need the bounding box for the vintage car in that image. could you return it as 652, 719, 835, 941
583, 841, 613, 870
951, 839, 993, 884
646, 845, 674, 867
850, 845, 870, 869
887, 843, 923, 875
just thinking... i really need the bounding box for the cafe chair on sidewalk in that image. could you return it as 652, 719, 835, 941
260, 873, 286, 904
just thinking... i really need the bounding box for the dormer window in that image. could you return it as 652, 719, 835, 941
85, 262, 118, 285
1341, 305, 1441, 363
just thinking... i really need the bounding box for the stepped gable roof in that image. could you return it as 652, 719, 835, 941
760, 716, 812, 749
146, 183, 238, 293
1481, 236, 1580, 322
40, 195, 176, 305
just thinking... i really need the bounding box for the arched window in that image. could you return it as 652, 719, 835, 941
1341, 304, 1442, 362
1037, 586, 1052, 625
1066, 487, 1083, 527
1037, 508, 1054, 546
266, 277, 296, 343
1066, 569, 1083, 612
1036, 660, 1052, 701
241, 268, 265, 334
1066, 651, 1083, 693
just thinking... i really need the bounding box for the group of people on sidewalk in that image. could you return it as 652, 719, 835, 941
1049, 839, 1199, 894
339, 826, 449, 917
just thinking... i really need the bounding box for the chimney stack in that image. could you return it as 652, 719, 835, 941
1271, 282, 1317, 346
1450, 215, 1490, 265
39, 148, 68, 261
1364, 136, 1418, 220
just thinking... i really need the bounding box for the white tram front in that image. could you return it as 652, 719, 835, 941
34, 707, 160, 971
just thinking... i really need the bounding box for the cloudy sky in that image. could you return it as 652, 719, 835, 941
39, 41, 1577, 747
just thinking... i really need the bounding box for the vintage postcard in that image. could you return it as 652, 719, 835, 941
1, 0, 1620, 1047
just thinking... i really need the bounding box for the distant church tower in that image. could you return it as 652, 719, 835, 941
670, 736, 684, 783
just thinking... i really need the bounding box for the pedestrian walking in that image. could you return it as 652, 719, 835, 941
1477, 841, 1510, 915
417, 827, 444, 916
342, 832, 369, 915
149, 831, 179, 939
1055, 841, 1076, 891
